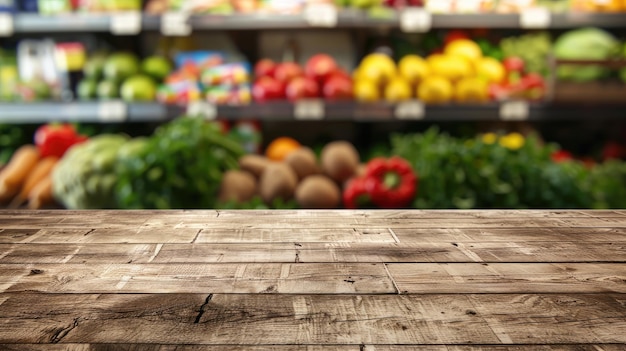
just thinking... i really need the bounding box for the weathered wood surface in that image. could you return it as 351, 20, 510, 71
1, 210, 625, 349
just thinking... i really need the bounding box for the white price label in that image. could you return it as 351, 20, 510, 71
98, 101, 127, 122
499, 100, 529, 121
0, 13, 14, 37
520, 7, 551, 29
400, 8, 432, 33
187, 101, 217, 120
111, 11, 142, 35
294, 99, 324, 120
161, 11, 191, 36
303, 4, 338, 27
395, 100, 425, 120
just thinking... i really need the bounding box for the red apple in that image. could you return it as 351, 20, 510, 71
323, 75, 353, 100
274, 62, 304, 84
305, 54, 338, 84
254, 59, 277, 79
253, 76, 285, 102
286, 76, 320, 101
324, 68, 351, 84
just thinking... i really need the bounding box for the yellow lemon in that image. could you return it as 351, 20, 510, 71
417, 76, 453, 104
384, 77, 412, 102
358, 53, 397, 86
474, 57, 505, 84
454, 77, 489, 103
444, 39, 483, 64
354, 79, 380, 102
428, 54, 473, 82
398, 54, 430, 86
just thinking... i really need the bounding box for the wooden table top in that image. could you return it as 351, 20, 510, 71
1, 209, 625, 350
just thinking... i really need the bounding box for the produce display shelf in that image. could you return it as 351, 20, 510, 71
4, 12, 626, 33
1, 101, 625, 124
0, 102, 169, 123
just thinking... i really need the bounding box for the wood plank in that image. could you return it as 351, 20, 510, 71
154, 242, 626, 263
0, 229, 41, 243
394, 227, 626, 243
365, 346, 626, 350
24, 228, 201, 244
3, 240, 625, 264
195, 228, 397, 243
2, 263, 394, 294
0, 345, 361, 350
387, 263, 626, 294
1, 293, 625, 344
1, 345, 622, 351
3, 210, 626, 230
0, 243, 163, 264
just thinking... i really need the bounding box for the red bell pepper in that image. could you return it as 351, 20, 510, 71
551, 150, 573, 163
34, 123, 88, 158
502, 56, 525, 85
342, 177, 373, 210
363, 156, 417, 209
520, 73, 546, 101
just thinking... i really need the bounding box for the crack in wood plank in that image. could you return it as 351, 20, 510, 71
50, 317, 79, 343
194, 294, 213, 324
383, 263, 401, 294
192, 229, 203, 243
388, 228, 400, 243
147, 244, 163, 263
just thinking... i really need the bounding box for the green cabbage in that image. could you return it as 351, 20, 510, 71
554, 27, 619, 82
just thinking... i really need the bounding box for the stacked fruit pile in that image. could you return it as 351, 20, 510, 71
353, 38, 544, 104
78, 53, 171, 102
252, 54, 353, 102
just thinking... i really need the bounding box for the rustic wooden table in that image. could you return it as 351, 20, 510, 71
1, 210, 625, 350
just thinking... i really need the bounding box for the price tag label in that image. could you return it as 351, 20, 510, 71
161, 11, 191, 36
111, 11, 142, 35
499, 100, 529, 121
456, 0, 482, 13
395, 100, 425, 120
520, 7, 551, 29
400, 8, 432, 33
187, 101, 217, 120
294, 99, 324, 120
0, 13, 14, 37
98, 101, 127, 122
303, 4, 338, 27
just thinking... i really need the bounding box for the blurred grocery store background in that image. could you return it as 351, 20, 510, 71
0, 0, 625, 210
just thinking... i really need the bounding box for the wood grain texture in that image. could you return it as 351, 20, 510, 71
1, 210, 626, 349
1, 293, 625, 344
3, 241, 625, 264
1, 345, 623, 351
387, 263, 626, 293
2, 263, 394, 294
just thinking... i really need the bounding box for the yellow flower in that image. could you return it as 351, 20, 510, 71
499, 132, 525, 150
481, 133, 497, 144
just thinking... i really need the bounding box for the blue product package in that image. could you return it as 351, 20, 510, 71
19, 0, 38, 12
0, 0, 15, 12
174, 51, 224, 70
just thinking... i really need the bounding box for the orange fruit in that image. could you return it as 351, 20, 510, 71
265, 137, 301, 161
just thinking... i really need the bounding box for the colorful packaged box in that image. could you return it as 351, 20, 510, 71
201, 63, 250, 87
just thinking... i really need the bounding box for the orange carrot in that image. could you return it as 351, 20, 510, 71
10, 156, 58, 208
0, 145, 40, 200
26, 175, 53, 210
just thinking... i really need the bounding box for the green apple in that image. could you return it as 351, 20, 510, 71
104, 53, 140, 83
97, 79, 120, 99
141, 56, 173, 83
77, 78, 98, 100
120, 75, 157, 102
84, 55, 106, 80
